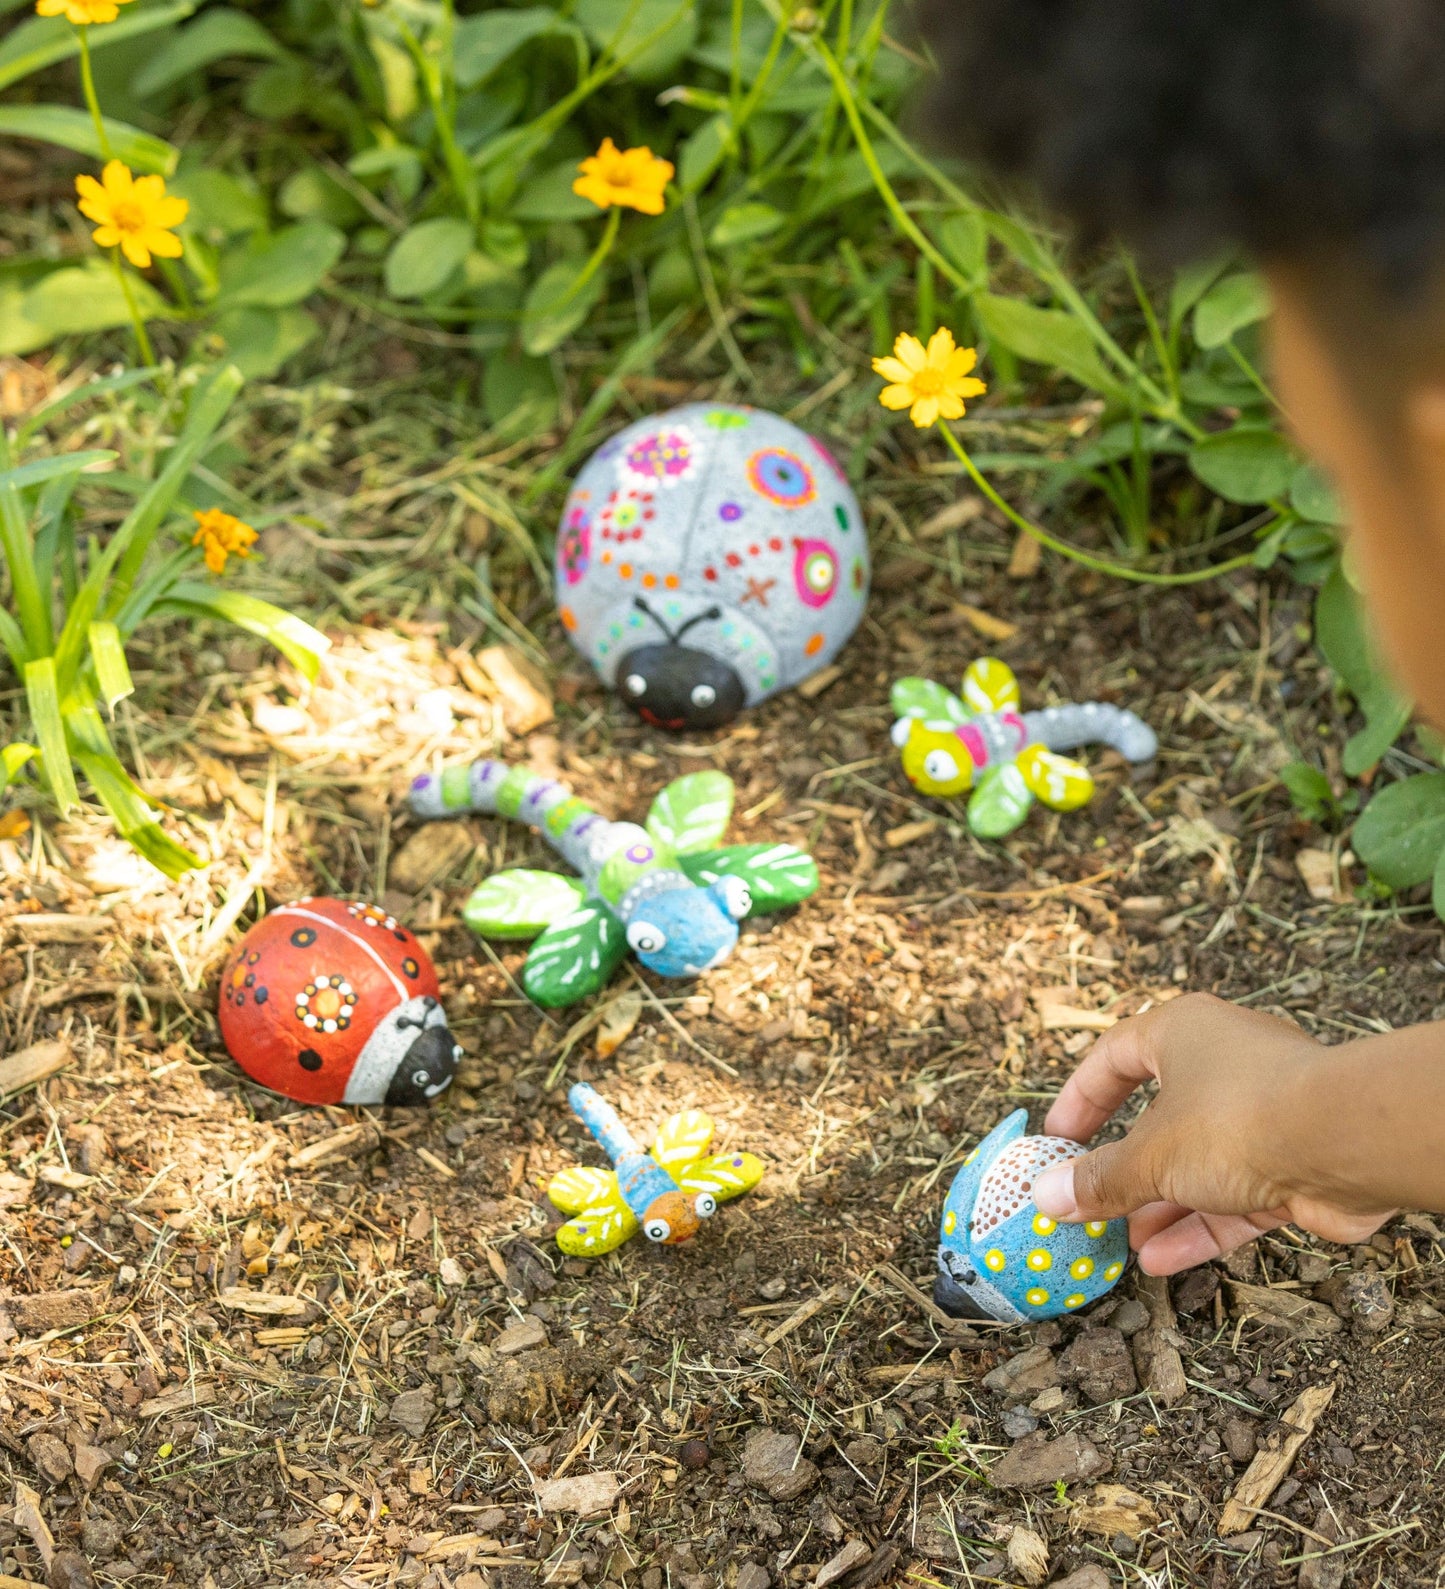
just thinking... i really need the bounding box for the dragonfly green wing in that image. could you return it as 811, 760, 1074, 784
678, 844, 819, 913
653, 1109, 715, 1173
462, 870, 586, 940
967, 763, 1035, 839
645, 771, 735, 854
891, 677, 971, 724
554, 1182, 639, 1257
522, 901, 629, 1008
680, 1151, 766, 1204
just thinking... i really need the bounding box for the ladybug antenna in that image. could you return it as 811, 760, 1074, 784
632, 596, 676, 641
673, 606, 722, 642
395, 996, 438, 1032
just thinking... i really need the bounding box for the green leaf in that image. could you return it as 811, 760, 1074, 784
211, 305, 318, 378
938, 213, 988, 289
974, 293, 1120, 398
510, 158, 604, 223
1314, 565, 1413, 775
1290, 462, 1344, 526
24, 657, 77, 815
678, 115, 728, 194
453, 6, 573, 87
646, 771, 734, 854
384, 218, 474, 301
1279, 761, 1334, 824
0, 262, 169, 357
0, 105, 176, 175
708, 202, 784, 249
678, 844, 819, 912
1353, 773, 1445, 891
1, 743, 37, 790
482, 351, 558, 431
71, 741, 199, 878
88, 621, 133, 712
522, 902, 628, 1007
521, 258, 604, 357
463, 869, 585, 940
169, 169, 268, 241
0, 0, 195, 91
215, 222, 345, 310
967, 763, 1033, 840
1187, 425, 1294, 505
0, 451, 115, 492
1193, 271, 1270, 349
575, 0, 696, 82
1432, 845, 1445, 926
1168, 257, 1229, 330
278, 168, 365, 228
890, 677, 968, 723
156, 582, 330, 682
132, 7, 287, 97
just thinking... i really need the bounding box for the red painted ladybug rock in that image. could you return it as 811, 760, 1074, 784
218, 899, 461, 1106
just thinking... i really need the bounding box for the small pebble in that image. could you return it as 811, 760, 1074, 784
680, 1439, 710, 1470
1112, 1299, 1150, 1337
1002, 1405, 1040, 1439
757, 1277, 787, 1301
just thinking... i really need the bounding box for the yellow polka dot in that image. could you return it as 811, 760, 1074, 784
943, 1210, 957, 1236
984, 1249, 1006, 1273
1064, 1293, 1086, 1309
1085, 1221, 1108, 1238
1026, 1249, 1053, 1272
1070, 1256, 1095, 1280
1104, 1261, 1124, 1282
1025, 1288, 1050, 1308
1032, 1213, 1056, 1236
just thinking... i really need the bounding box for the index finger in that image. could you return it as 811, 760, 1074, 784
1043, 1004, 1167, 1142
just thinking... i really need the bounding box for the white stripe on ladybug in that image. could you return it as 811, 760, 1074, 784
273, 905, 409, 1002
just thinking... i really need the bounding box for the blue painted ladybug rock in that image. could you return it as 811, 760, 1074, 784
935, 1110, 1129, 1323
556, 404, 870, 730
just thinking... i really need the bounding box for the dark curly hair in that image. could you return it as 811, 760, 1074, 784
917, 0, 1445, 282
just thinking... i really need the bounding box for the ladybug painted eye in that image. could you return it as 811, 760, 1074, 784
694, 1193, 717, 1219
624, 674, 647, 696
627, 921, 666, 955
644, 1218, 671, 1243
411, 1069, 430, 1089
923, 750, 959, 784
690, 684, 716, 709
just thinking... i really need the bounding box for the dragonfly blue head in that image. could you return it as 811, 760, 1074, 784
625, 876, 751, 979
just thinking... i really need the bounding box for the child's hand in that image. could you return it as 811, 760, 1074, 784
1032, 993, 1399, 1274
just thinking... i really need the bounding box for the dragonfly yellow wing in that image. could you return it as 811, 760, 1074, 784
548, 1165, 619, 1215
679, 1150, 766, 1204
1017, 744, 1095, 811
653, 1109, 715, 1173
554, 1181, 640, 1257
960, 657, 1021, 715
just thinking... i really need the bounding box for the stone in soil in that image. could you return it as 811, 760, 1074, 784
814, 1540, 870, 1588
1058, 1327, 1138, 1403
82, 1518, 124, 1558
742, 1428, 818, 1501
1224, 1415, 1258, 1463
536, 1470, 620, 1516
389, 1387, 435, 1438
735, 1565, 770, 1589
495, 1316, 548, 1355
1171, 1266, 1220, 1316
990, 1429, 1110, 1491
1329, 1271, 1395, 1333
1111, 1298, 1149, 1336
1050, 1571, 1110, 1589
1006, 1526, 1049, 1586
1002, 1405, 1039, 1439
72, 1442, 111, 1487
845, 1545, 901, 1589
843, 1435, 884, 1468
480, 1344, 601, 1424
981, 1344, 1060, 1399
27, 1431, 73, 1484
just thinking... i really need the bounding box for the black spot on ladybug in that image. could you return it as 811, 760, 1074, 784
247, 950, 261, 965
393, 930, 408, 942
291, 927, 317, 948
402, 957, 420, 979
231, 990, 245, 1006
298, 1049, 323, 1072
254, 986, 268, 1005
244, 973, 255, 987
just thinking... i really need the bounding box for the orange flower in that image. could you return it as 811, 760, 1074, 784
36, 0, 133, 23
75, 160, 188, 269
573, 139, 674, 216
874, 328, 987, 428
192, 509, 257, 575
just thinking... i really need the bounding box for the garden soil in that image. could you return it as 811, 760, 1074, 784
2, 371, 1443, 1588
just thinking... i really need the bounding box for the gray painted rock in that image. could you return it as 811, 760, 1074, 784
557, 404, 869, 729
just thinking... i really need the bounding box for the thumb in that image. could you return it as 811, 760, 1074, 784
1034, 1137, 1162, 1223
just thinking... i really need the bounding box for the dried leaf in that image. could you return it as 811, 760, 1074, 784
596, 990, 643, 1059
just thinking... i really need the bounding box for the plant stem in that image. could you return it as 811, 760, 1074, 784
936, 419, 1255, 586
563, 206, 621, 303
76, 26, 112, 161
110, 250, 156, 367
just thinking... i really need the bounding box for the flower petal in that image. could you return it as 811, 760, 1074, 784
936, 391, 966, 421
910, 395, 941, 428
120, 235, 152, 268
891, 333, 927, 373
143, 227, 184, 259
925, 327, 958, 366
153, 196, 189, 227
878, 384, 915, 411
956, 376, 988, 399
90, 225, 121, 249
942, 346, 978, 379
871, 356, 914, 384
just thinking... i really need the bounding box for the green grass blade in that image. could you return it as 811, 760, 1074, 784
23, 656, 77, 814
31, 467, 78, 603
0, 450, 117, 492
157, 583, 331, 682
88, 621, 134, 711
0, 106, 176, 175
72, 747, 200, 878
0, 607, 28, 672
1, 743, 38, 790
0, 0, 196, 91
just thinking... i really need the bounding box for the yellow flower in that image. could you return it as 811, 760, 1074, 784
873, 328, 987, 428
36, 0, 133, 22
573, 138, 674, 216
75, 161, 188, 269
192, 508, 258, 575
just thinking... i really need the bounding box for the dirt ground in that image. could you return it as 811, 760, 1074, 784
3, 356, 1445, 1589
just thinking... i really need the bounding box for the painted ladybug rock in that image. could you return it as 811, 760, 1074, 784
556, 403, 870, 730
219, 899, 461, 1106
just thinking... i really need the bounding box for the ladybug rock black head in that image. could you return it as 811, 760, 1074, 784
218, 899, 462, 1106
616, 599, 747, 730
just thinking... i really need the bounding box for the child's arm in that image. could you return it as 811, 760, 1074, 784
1031, 993, 1445, 1274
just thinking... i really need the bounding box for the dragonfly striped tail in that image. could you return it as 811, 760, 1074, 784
569, 1082, 645, 1165
1023, 703, 1157, 765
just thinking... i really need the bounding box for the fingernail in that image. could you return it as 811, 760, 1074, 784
1033, 1164, 1078, 1220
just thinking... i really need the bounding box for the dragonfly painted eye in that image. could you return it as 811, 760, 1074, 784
624, 673, 647, 697
691, 683, 717, 709
644, 1218, 671, 1243
627, 921, 667, 954
924, 749, 959, 784
694, 1193, 717, 1219
716, 876, 751, 921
